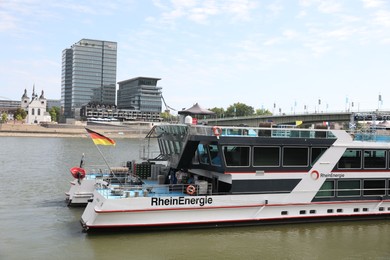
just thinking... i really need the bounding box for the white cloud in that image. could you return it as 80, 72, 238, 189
317, 1, 342, 14
0, 11, 17, 32
373, 10, 390, 27
297, 10, 307, 18
283, 29, 299, 39
222, 0, 256, 21
263, 37, 282, 46
325, 27, 357, 40
362, 0, 386, 8
267, 2, 284, 17
153, 0, 257, 24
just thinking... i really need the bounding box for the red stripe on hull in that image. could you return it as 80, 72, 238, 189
94, 199, 390, 214
84, 212, 390, 230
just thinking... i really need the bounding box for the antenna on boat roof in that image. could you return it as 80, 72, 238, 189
79, 153, 85, 168
161, 94, 177, 111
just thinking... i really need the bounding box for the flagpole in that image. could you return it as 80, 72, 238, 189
85, 128, 122, 184
93, 143, 122, 184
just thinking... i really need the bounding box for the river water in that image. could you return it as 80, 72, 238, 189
0, 136, 390, 260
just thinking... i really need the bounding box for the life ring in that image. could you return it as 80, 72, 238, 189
310, 170, 319, 180
70, 167, 86, 180
186, 185, 196, 195
212, 126, 222, 137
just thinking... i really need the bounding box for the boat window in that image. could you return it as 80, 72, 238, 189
337, 180, 361, 197
197, 144, 210, 165
173, 141, 182, 154
209, 144, 222, 166
311, 147, 327, 166
315, 180, 335, 197
282, 147, 308, 166
337, 150, 362, 169
253, 146, 280, 166
192, 148, 200, 165
363, 150, 387, 169
159, 139, 170, 155
167, 140, 175, 154
363, 179, 386, 196
223, 146, 250, 167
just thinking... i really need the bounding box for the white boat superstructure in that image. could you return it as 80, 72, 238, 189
80, 124, 390, 231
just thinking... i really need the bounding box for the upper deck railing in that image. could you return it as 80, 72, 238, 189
151, 124, 338, 167
185, 125, 337, 139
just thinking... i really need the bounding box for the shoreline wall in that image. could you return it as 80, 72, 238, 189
0, 123, 151, 138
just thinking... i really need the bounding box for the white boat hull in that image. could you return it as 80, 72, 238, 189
66, 179, 108, 206
81, 191, 390, 230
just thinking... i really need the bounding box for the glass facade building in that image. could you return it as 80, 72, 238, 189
117, 77, 162, 113
61, 39, 117, 118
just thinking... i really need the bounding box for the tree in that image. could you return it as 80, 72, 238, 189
49, 106, 60, 122
160, 111, 171, 121
255, 108, 272, 116
13, 108, 27, 122
209, 107, 225, 118
1, 112, 7, 123
225, 102, 254, 117
160, 111, 178, 122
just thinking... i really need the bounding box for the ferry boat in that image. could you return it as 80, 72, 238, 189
80, 123, 390, 231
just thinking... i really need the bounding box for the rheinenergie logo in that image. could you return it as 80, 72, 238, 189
151, 196, 213, 207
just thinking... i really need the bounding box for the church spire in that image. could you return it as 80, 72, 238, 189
22, 88, 28, 99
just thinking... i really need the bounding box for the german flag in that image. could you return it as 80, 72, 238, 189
85, 128, 116, 146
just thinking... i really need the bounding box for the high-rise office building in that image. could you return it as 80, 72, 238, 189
117, 77, 162, 113
61, 39, 117, 118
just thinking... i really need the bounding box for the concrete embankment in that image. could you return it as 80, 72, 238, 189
0, 123, 152, 138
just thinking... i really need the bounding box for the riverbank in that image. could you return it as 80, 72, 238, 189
0, 122, 152, 138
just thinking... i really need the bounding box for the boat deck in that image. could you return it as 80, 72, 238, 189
96, 180, 191, 199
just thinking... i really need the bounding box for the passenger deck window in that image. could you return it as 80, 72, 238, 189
253, 146, 280, 166
197, 144, 210, 165
338, 150, 362, 169
209, 144, 221, 166
337, 180, 361, 197
364, 150, 387, 169
311, 147, 327, 166
315, 180, 335, 197
363, 179, 385, 196
283, 147, 308, 166
223, 146, 250, 167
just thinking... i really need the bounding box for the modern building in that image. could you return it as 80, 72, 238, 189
47, 99, 61, 110
0, 99, 20, 109
0, 99, 20, 121
117, 77, 162, 113
61, 39, 117, 119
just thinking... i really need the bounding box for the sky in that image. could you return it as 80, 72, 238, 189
1, 0, 390, 115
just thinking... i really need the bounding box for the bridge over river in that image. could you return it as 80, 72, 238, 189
204, 111, 390, 128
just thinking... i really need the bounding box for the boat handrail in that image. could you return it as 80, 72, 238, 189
186, 125, 337, 139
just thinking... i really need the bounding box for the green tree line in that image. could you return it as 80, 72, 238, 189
208, 102, 272, 118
